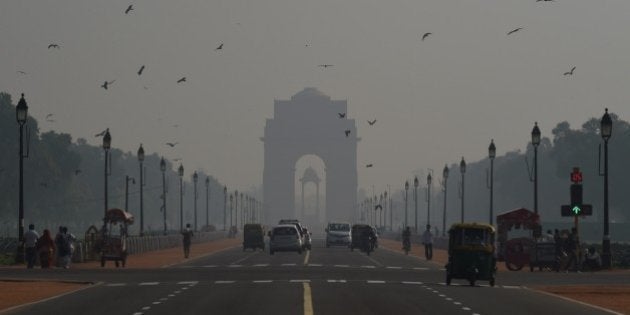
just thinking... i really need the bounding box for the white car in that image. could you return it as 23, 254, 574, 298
326, 222, 352, 247
269, 225, 303, 255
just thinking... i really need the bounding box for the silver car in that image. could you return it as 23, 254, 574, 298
326, 222, 352, 247
269, 225, 303, 255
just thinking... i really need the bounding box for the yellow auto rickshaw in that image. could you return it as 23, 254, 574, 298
445, 223, 497, 286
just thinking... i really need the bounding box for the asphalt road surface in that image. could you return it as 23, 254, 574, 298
3, 237, 626, 315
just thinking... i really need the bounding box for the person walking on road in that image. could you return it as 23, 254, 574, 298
54, 226, 64, 267
36, 229, 56, 268
23, 224, 39, 269
422, 224, 433, 260
59, 227, 75, 269
182, 223, 194, 258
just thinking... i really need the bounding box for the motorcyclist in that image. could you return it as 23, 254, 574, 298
361, 226, 376, 252
402, 226, 411, 251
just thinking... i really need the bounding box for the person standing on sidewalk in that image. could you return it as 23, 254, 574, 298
182, 223, 194, 258
36, 229, 56, 268
421, 224, 433, 260
23, 224, 39, 268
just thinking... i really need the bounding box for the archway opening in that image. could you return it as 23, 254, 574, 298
295, 155, 326, 230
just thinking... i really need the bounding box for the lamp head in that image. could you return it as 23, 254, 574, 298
531, 122, 541, 147
488, 139, 496, 159
600, 108, 612, 140
16, 93, 28, 124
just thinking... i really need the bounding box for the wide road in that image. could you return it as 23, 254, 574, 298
3, 237, 625, 315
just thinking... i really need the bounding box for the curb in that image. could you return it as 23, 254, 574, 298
524, 286, 624, 315
0, 278, 94, 285
0, 281, 101, 315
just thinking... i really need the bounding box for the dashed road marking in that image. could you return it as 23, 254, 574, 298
290, 279, 311, 283
462, 307, 471, 311
308, 263, 323, 267
303, 250, 310, 265
402, 281, 424, 285
334, 264, 349, 268
453, 302, 462, 305
215, 281, 235, 284
228, 264, 243, 268
177, 281, 199, 285
282, 263, 297, 266
253, 280, 273, 283
367, 280, 386, 284
152, 301, 161, 305
327, 280, 347, 283
139, 282, 159, 286
132, 312, 143, 315
503, 285, 521, 289
106, 283, 126, 287
141, 306, 150, 310
413, 267, 429, 270
253, 264, 269, 267
160, 298, 168, 301
362, 265, 376, 269
386, 266, 402, 269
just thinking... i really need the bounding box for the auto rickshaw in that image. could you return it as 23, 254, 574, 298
350, 224, 375, 254
445, 223, 497, 286
98, 208, 134, 267
243, 223, 265, 251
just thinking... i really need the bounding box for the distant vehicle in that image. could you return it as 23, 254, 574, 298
242, 223, 265, 251
325, 222, 351, 247
278, 219, 307, 250
350, 224, 376, 254
302, 227, 312, 250
445, 223, 497, 287
269, 224, 303, 255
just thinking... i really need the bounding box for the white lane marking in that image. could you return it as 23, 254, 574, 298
152, 301, 161, 305
290, 280, 311, 283
182, 287, 189, 290
308, 264, 323, 267
141, 306, 151, 310
439, 294, 446, 297
367, 280, 386, 284
327, 280, 347, 283
139, 282, 159, 286
366, 256, 385, 267
253, 280, 273, 283
361, 265, 376, 269
253, 264, 269, 267
168, 294, 175, 297
303, 250, 310, 265
160, 298, 168, 301
282, 263, 297, 266
386, 266, 402, 269
413, 267, 429, 270
203, 265, 217, 268
177, 281, 199, 285
445, 298, 453, 301
228, 264, 243, 268
402, 281, 424, 285
502, 285, 521, 289
106, 283, 126, 287
215, 281, 235, 284
462, 307, 471, 311
133, 312, 143, 315
334, 264, 349, 268
454, 302, 462, 305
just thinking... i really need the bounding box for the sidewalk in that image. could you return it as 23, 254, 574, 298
0, 238, 241, 312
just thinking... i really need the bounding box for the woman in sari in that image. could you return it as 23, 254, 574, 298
37, 229, 56, 268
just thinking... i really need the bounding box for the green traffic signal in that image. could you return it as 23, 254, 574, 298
572, 206, 581, 215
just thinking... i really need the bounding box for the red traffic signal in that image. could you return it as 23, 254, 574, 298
571, 167, 582, 183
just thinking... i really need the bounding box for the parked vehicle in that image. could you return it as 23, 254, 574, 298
269, 225, 303, 255
445, 223, 497, 287
326, 222, 352, 248
243, 223, 265, 251
98, 208, 133, 268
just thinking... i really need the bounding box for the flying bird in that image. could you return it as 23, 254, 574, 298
507, 28, 523, 36
47, 44, 60, 49
215, 43, 223, 51
366, 164, 373, 168
46, 114, 54, 119
367, 119, 377, 126
166, 142, 178, 147
344, 130, 351, 137
17, 71, 27, 75
318, 64, 334, 68
563, 66, 576, 76
177, 77, 186, 83
94, 128, 109, 137
422, 32, 432, 41
125, 5, 134, 14
101, 80, 115, 90
375, 204, 382, 210
338, 113, 346, 118
137, 65, 145, 76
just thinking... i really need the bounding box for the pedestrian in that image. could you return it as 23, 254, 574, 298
23, 224, 40, 269
422, 224, 433, 260
54, 226, 64, 267
182, 223, 194, 258
36, 229, 56, 268
59, 227, 75, 269
564, 228, 579, 272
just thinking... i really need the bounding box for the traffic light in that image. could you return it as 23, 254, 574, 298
570, 184, 582, 206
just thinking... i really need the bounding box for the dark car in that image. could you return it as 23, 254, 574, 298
243, 223, 265, 251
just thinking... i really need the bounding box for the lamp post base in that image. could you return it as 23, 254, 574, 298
15, 244, 25, 264
602, 238, 612, 269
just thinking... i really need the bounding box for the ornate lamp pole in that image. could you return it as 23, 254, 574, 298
223, 186, 227, 231
414, 177, 419, 233
426, 173, 432, 227
160, 157, 167, 235
178, 164, 184, 231
442, 165, 449, 237
234, 190, 239, 229
15, 94, 28, 263
103, 129, 111, 221
460, 157, 466, 223
600, 108, 613, 268
488, 140, 496, 225
531, 122, 541, 215
229, 193, 234, 230
404, 181, 409, 229
137, 144, 145, 236
383, 191, 388, 230
193, 171, 198, 231
205, 177, 210, 229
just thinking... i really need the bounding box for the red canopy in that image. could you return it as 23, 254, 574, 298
104, 208, 134, 224
496, 208, 540, 240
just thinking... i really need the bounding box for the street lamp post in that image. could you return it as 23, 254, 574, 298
384, 191, 388, 231
205, 177, 210, 229
124, 175, 135, 212
488, 140, 496, 225
103, 130, 111, 220
15, 94, 28, 263
178, 164, 184, 231
223, 186, 227, 231
600, 108, 613, 268
460, 157, 466, 223
229, 194, 234, 230
137, 144, 145, 236
193, 171, 198, 232
160, 157, 167, 235
531, 122, 541, 215
442, 165, 449, 237
234, 190, 239, 229
404, 181, 409, 229
414, 177, 419, 233
427, 173, 432, 228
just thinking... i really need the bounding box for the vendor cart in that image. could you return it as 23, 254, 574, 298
99, 208, 134, 267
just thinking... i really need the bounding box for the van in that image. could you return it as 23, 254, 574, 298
325, 222, 351, 248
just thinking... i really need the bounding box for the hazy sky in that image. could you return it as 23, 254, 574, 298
2, 0, 630, 193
